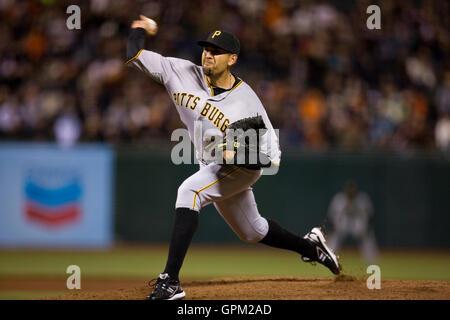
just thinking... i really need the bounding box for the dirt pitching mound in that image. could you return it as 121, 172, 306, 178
44, 276, 450, 300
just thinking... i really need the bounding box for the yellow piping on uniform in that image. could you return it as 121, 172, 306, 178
232, 78, 243, 90
205, 76, 243, 97
192, 167, 241, 209
223, 78, 243, 99
204, 75, 214, 96
125, 49, 144, 65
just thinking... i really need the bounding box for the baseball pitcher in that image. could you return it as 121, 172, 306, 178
126, 15, 341, 300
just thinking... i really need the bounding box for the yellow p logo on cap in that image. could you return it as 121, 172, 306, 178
212, 31, 221, 39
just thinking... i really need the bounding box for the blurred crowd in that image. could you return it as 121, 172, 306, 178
0, 0, 449, 151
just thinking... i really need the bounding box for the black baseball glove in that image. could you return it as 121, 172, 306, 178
218, 115, 272, 169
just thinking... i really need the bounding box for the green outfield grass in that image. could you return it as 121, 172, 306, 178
1, 245, 449, 299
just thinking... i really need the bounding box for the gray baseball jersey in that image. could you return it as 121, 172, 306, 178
126, 48, 281, 242
126, 49, 281, 166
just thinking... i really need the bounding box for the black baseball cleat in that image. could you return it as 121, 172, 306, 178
146, 273, 186, 300
301, 227, 342, 275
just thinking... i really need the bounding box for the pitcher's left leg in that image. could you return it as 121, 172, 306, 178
214, 190, 342, 275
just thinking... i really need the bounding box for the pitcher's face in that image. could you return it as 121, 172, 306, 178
202, 46, 236, 77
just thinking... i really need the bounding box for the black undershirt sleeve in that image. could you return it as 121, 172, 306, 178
126, 28, 146, 61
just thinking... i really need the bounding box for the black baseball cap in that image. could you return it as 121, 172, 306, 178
198, 30, 240, 55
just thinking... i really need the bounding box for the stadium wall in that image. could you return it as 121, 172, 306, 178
114, 146, 450, 248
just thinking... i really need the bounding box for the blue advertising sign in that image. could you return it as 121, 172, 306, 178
0, 143, 114, 247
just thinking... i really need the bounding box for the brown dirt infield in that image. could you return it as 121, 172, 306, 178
2, 275, 449, 300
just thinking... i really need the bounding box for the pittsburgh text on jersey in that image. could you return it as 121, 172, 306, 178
173, 92, 230, 132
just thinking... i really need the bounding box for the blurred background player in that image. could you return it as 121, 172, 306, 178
326, 180, 378, 263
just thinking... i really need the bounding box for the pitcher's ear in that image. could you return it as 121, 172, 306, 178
228, 54, 238, 67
